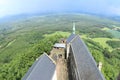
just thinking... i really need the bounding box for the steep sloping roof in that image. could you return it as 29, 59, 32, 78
22, 53, 56, 80
70, 35, 105, 80
66, 33, 76, 44
117, 73, 120, 80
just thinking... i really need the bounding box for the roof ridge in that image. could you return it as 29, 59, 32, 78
66, 33, 76, 43
44, 52, 56, 65
70, 34, 79, 43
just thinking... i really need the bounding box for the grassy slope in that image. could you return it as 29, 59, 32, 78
92, 38, 120, 51
101, 27, 110, 30
43, 31, 70, 38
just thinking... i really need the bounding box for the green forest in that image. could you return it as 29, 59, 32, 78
0, 14, 120, 80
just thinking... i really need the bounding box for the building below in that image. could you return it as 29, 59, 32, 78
54, 43, 65, 49
22, 24, 105, 80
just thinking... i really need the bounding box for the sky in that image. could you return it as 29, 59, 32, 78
0, 0, 120, 18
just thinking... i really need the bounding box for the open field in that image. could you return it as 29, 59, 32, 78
43, 31, 70, 38
92, 38, 120, 51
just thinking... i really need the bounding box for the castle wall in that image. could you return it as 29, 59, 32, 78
68, 46, 80, 80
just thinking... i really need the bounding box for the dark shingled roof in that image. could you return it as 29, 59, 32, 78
70, 35, 105, 80
66, 33, 76, 44
22, 53, 56, 80
117, 73, 120, 80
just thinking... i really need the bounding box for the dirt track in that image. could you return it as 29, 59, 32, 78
56, 58, 68, 80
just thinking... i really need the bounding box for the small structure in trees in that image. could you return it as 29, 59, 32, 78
53, 43, 65, 49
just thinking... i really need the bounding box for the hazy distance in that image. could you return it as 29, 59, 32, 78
0, 0, 120, 18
